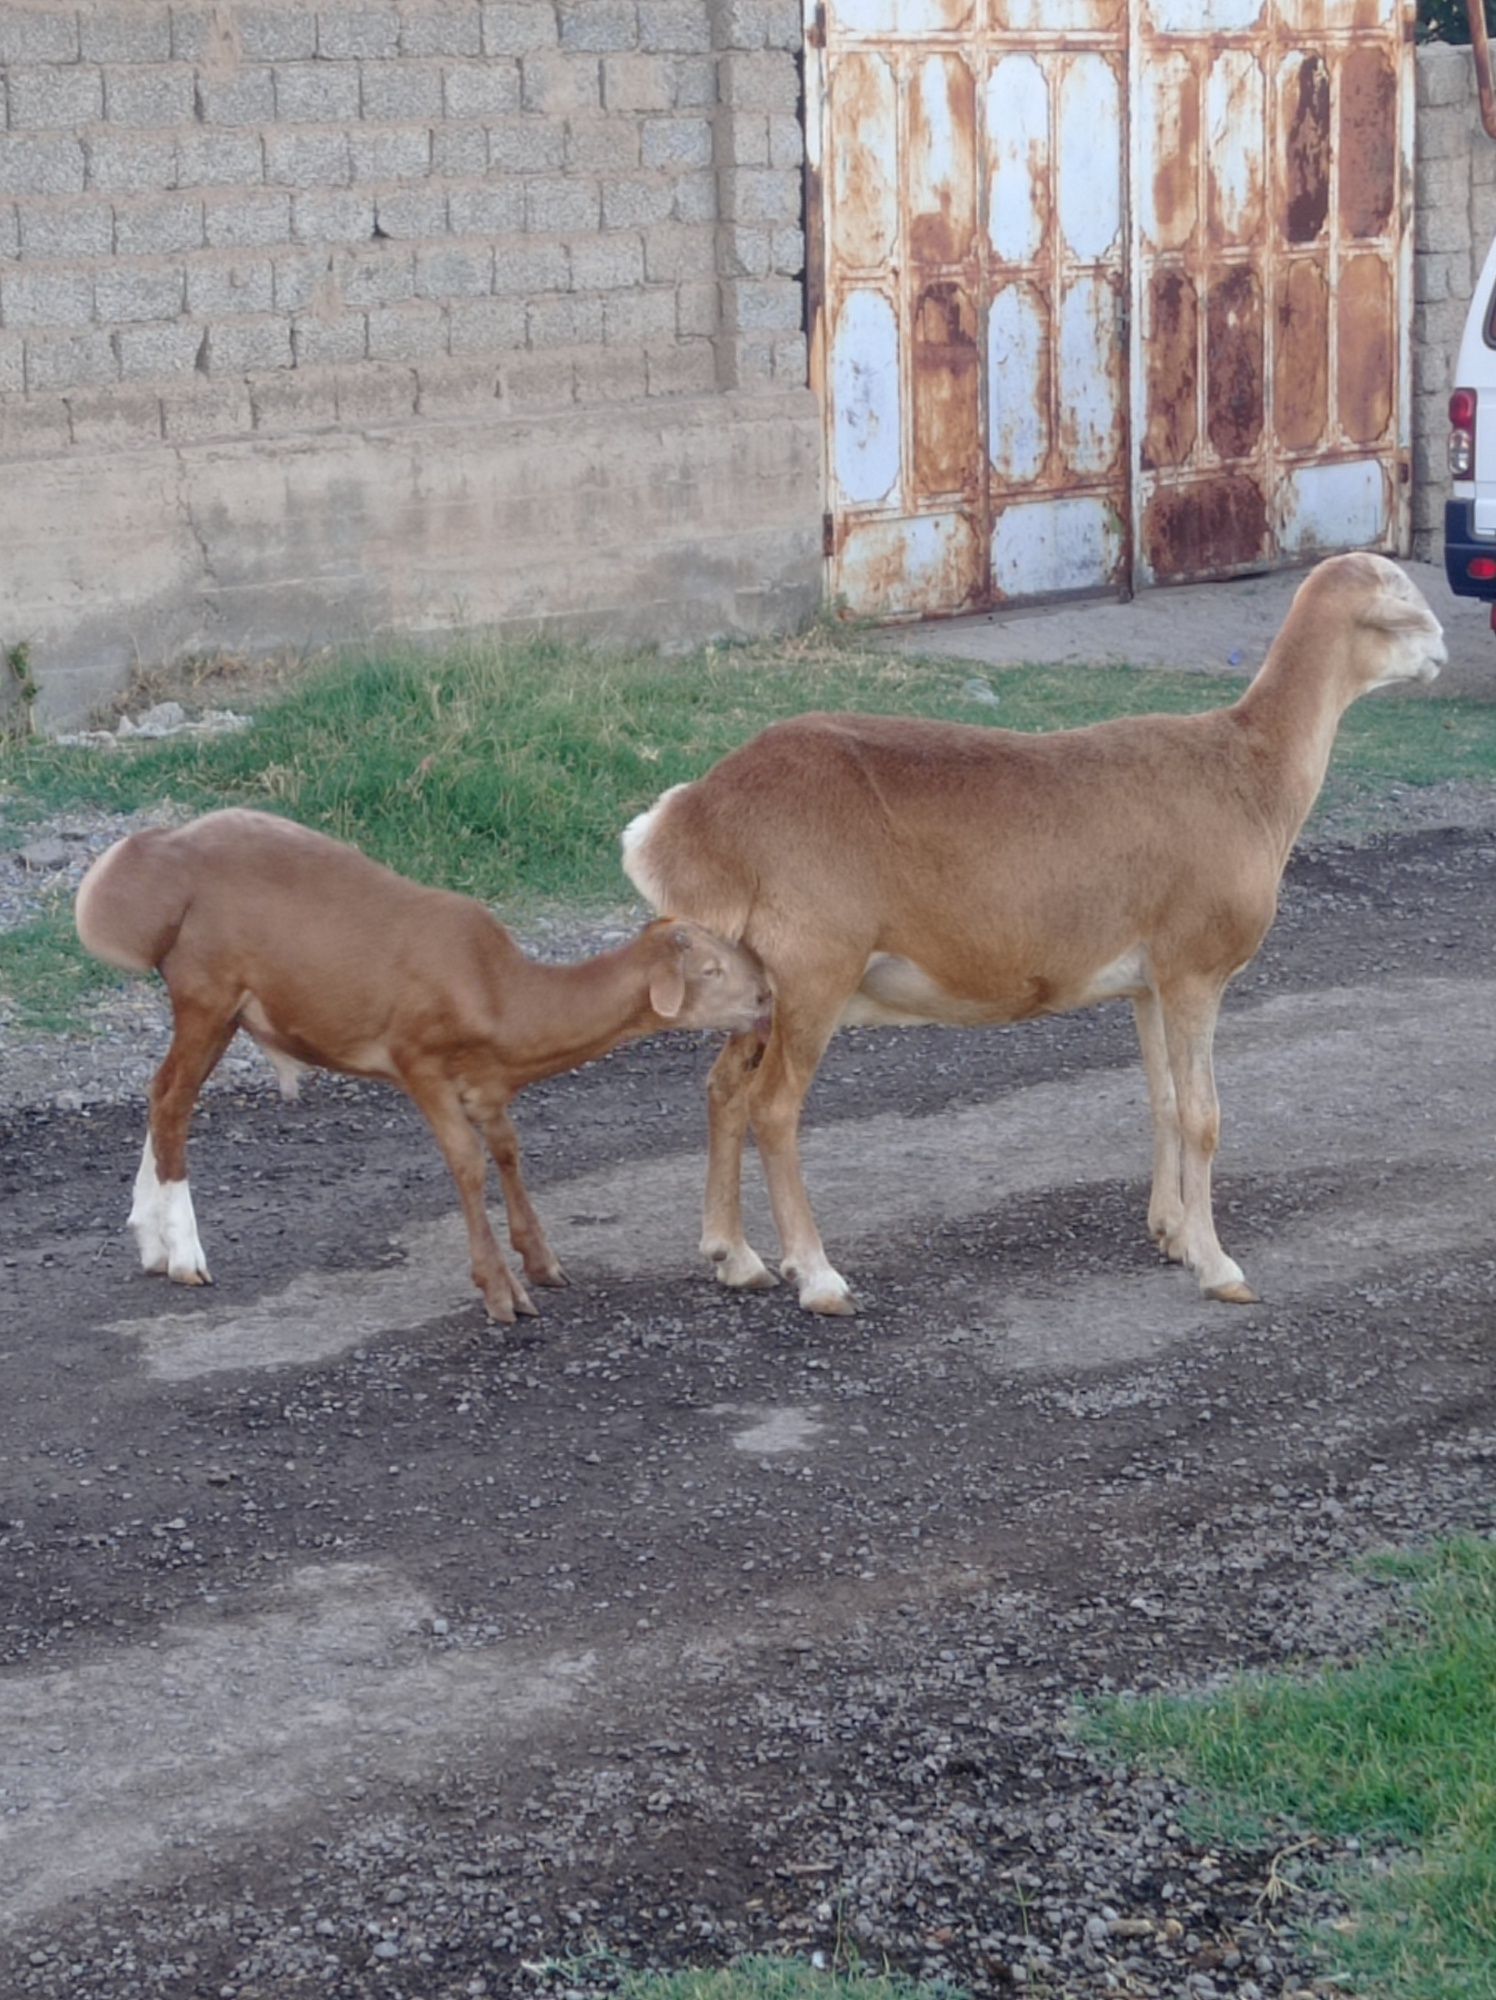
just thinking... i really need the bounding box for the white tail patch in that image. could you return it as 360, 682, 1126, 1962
620, 785, 687, 912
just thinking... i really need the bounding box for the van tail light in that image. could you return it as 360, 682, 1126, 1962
1450, 387, 1477, 478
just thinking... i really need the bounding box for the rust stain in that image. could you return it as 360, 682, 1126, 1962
908, 55, 976, 268
1339, 45, 1397, 240
1282, 53, 1331, 244
1337, 252, 1393, 443
1142, 268, 1197, 472
1274, 257, 1328, 452
1145, 476, 1268, 581
831, 54, 896, 270
1151, 61, 1199, 250
1206, 263, 1264, 461
912, 281, 980, 497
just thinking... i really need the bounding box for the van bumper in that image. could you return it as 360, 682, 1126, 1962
1445, 499, 1496, 599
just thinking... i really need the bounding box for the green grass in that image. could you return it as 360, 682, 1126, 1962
6, 626, 1496, 1031
532, 1956, 963, 2000
1084, 1538, 1496, 2000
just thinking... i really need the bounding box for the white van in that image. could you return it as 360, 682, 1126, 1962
1447, 229, 1496, 621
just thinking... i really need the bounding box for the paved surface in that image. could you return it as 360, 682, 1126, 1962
876, 558, 1496, 700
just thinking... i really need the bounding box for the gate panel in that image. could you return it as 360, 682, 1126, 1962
812, 0, 1412, 616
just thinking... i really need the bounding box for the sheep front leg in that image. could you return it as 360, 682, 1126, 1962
480, 1106, 568, 1289
404, 1073, 536, 1324
1158, 982, 1257, 1304
1132, 989, 1184, 1255
747, 984, 854, 1316
701, 1030, 777, 1291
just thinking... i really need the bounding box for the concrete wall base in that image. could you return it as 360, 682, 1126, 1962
3, 388, 824, 726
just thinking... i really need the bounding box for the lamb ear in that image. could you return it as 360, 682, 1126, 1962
649, 949, 687, 1019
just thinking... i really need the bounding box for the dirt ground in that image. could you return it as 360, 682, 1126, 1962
5, 808, 1496, 2000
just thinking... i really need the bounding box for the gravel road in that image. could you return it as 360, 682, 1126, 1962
4, 804, 1496, 2000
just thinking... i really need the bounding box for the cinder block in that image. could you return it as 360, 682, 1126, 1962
206, 316, 295, 372
521, 55, 602, 114
415, 242, 494, 297
204, 191, 293, 248
447, 294, 526, 348
177, 131, 267, 188
342, 247, 415, 305
675, 275, 717, 334
575, 342, 645, 400
317, 7, 401, 58
359, 63, 445, 121
447, 183, 525, 233
159, 377, 255, 439
0, 11, 80, 64
83, 10, 174, 63
85, 132, 174, 194
431, 125, 489, 176
402, 6, 483, 57
291, 310, 369, 363
713, 0, 799, 50
95, 267, 187, 324
169, 7, 233, 63
367, 299, 449, 358
187, 256, 275, 315
196, 68, 276, 127
568, 230, 644, 288
443, 61, 521, 116
8, 68, 105, 133
717, 166, 796, 224
1, 265, 94, 328
768, 221, 801, 277
0, 207, 18, 259
602, 55, 671, 111
274, 248, 338, 311
769, 115, 801, 169
0, 334, 22, 392
602, 286, 674, 341
524, 174, 600, 231
637, 0, 710, 53
24, 330, 121, 392
375, 187, 449, 236
486, 117, 566, 173
1422, 207, 1473, 258
266, 131, 353, 190
642, 116, 712, 170
644, 220, 714, 280
250, 366, 343, 432
481, 4, 560, 55
19, 203, 115, 259
350, 127, 434, 181
558, 1, 639, 53
115, 196, 206, 257
722, 113, 770, 168
492, 237, 570, 292
105, 66, 196, 127
239, 7, 319, 59
718, 222, 770, 276
0, 391, 73, 456
335, 360, 418, 424
65, 385, 165, 448
601, 174, 674, 227
527, 292, 603, 344
721, 274, 799, 331
565, 115, 641, 170
670, 55, 714, 107
293, 189, 377, 243
717, 49, 796, 113
645, 334, 714, 395
500, 346, 575, 407
116, 320, 204, 378
1417, 44, 1473, 111
771, 330, 805, 380
416, 354, 502, 413
2, 137, 87, 203
274, 62, 362, 121
673, 170, 715, 223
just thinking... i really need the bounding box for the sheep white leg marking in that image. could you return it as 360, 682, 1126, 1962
128, 1131, 169, 1274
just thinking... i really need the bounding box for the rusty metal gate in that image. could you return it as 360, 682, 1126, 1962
806, 0, 1413, 618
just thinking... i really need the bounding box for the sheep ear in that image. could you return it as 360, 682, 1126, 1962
649, 948, 687, 1019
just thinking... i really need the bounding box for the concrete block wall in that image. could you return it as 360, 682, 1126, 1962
1414, 42, 1496, 557
0, 0, 820, 719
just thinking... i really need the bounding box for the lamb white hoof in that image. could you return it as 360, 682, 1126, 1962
168, 1261, 213, 1288
784, 1260, 856, 1317
159, 1182, 212, 1290
705, 1241, 779, 1291
131, 1218, 169, 1275
1206, 1278, 1259, 1305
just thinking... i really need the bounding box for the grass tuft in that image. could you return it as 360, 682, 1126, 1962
1085, 1538, 1496, 2000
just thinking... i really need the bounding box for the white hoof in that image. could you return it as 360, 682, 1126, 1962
784, 1257, 856, 1317
704, 1239, 779, 1291
161, 1181, 212, 1288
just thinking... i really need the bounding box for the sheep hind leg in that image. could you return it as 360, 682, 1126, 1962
404, 1070, 536, 1325
701, 1030, 777, 1290
747, 982, 855, 1316
134, 999, 237, 1285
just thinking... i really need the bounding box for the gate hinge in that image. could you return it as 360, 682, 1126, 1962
806, 1, 826, 49
822, 511, 836, 557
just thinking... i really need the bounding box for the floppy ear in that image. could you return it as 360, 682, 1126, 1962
649, 933, 688, 1019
